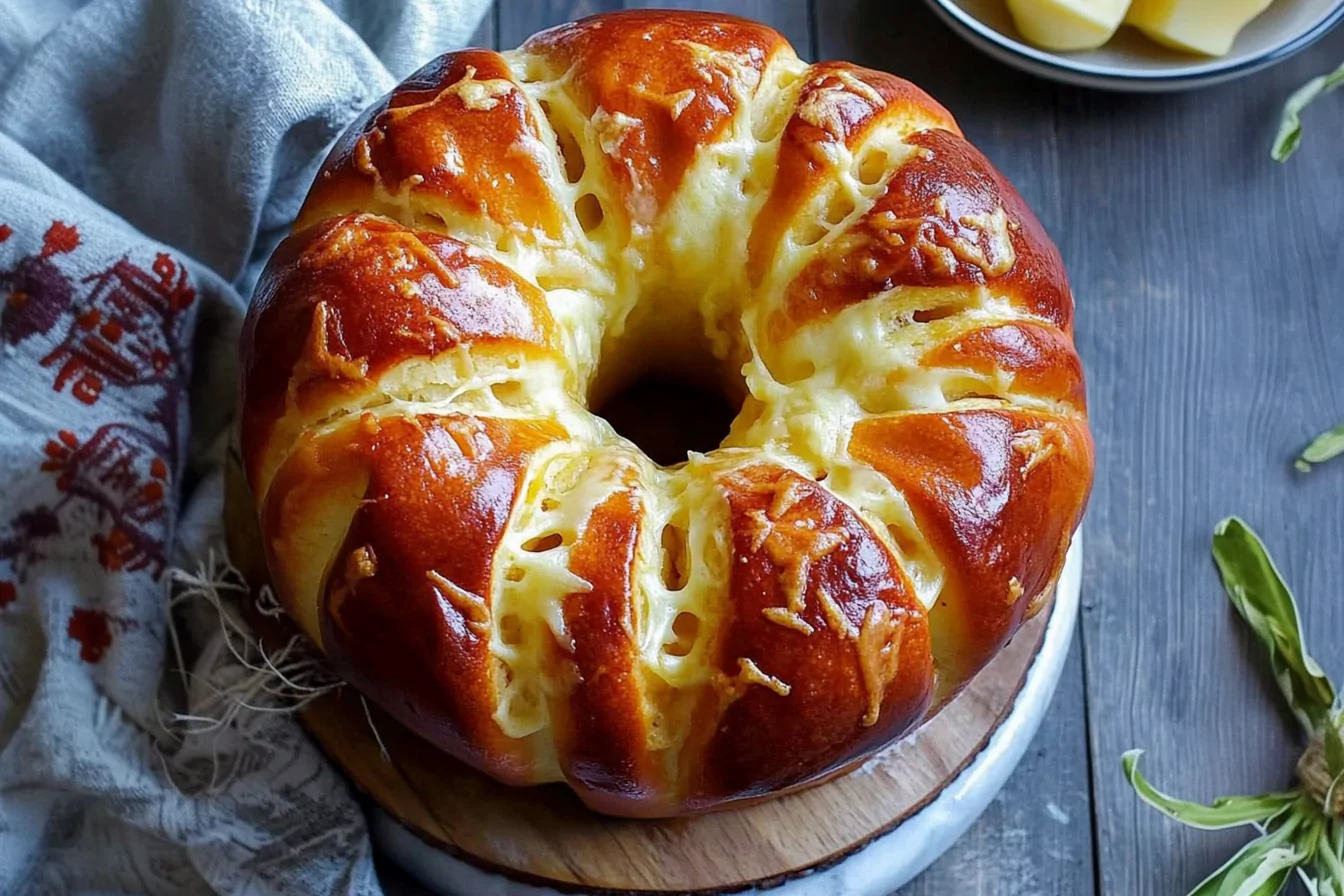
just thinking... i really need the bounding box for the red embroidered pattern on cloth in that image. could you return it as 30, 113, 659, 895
0, 220, 195, 662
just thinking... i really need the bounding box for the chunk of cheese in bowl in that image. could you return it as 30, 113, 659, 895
1005, 0, 1288, 57
1005, 0, 1131, 50
1125, 0, 1277, 56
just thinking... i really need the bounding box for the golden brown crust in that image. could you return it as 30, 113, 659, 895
236, 10, 1092, 817
523, 10, 789, 226
748, 63, 959, 287
299, 413, 567, 783
297, 50, 572, 240
922, 322, 1087, 410
239, 214, 560, 491
691, 465, 933, 805
772, 128, 1073, 343
545, 466, 667, 816
848, 409, 1093, 698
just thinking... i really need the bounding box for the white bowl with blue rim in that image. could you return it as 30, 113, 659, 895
924, 0, 1344, 91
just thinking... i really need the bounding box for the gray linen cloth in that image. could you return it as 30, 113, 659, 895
0, 1, 490, 892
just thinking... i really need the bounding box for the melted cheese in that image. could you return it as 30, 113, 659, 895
490, 444, 624, 738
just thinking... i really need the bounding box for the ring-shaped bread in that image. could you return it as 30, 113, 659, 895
239, 10, 1094, 817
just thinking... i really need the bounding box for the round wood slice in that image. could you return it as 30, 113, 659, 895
299, 605, 1049, 895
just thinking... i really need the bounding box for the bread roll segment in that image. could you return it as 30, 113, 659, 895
238, 10, 1093, 816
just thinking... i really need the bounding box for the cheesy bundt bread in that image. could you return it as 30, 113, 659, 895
239, 10, 1094, 817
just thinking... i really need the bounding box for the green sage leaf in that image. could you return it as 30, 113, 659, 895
1212, 518, 1337, 733
1189, 812, 1310, 896
1317, 822, 1344, 895
1316, 869, 1344, 896
1273, 62, 1344, 162
1123, 750, 1299, 830
1189, 842, 1301, 896
1298, 422, 1344, 471
1316, 827, 1344, 896
1304, 869, 1333, 896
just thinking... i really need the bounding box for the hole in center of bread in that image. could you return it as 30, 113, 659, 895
595, 375, 736, 467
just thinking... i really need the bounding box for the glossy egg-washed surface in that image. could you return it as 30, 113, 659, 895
238, 10, 1093, 816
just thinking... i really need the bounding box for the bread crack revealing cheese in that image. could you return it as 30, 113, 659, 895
239, 9, 1093, 817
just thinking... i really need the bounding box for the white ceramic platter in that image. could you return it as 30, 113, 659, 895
374, 536, 1085, 896
926, 0, 1344, 91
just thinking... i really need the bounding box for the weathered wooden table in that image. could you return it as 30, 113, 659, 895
380, 3, 1344, 894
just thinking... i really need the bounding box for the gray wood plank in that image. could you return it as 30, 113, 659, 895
899, 638, 1096, 896
496, 0, 810, 54
815, 4, 1098, 894
468, 0, 498, 49
1059, 27, 1344, 896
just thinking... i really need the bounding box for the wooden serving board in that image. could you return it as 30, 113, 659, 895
224, 440, 1050, 895
300, 609, 1048, 895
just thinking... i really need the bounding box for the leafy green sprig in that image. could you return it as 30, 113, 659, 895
1273, 61, 1344, 162
1124, 518, 1344, 896
1297, 423, 1344, 473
